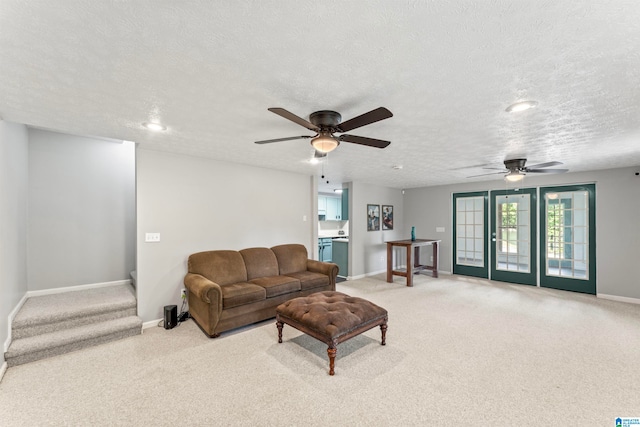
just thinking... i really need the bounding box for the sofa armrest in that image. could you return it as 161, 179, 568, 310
307, 259, 339, 279
184, 273, 222, 308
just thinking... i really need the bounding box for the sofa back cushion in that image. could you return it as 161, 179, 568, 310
271, 244, 308, 275
188, 250, 248, 285
239, 247, 279, 280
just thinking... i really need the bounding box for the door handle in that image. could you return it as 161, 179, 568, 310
492, 238, 496, 242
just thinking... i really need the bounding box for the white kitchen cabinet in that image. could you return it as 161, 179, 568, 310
318, 196, 327, 212
321, 196, 341, 220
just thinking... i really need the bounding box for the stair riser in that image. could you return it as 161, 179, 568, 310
6, 326, 141, 367
12, 307, 137, 339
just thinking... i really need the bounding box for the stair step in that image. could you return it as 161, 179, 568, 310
5, 316, 142, 367
12, 285, 136, 339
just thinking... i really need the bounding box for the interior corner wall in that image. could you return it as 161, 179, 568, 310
403, 166, 640, 299
349, 181, 404, 278
0, 121, 29, 358
27, 129, 136, 291
135, 149, 313, 322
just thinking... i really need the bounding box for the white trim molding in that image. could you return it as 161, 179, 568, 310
0, 361, 7, 383
597, 293, 640, 305
4, 293, 28, 353
26, 279, 131, 298
143, 319, 162, 331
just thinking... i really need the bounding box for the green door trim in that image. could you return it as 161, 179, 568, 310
539, 184, 596, 295
490, 188, 537, 286
453, 191, 488, 279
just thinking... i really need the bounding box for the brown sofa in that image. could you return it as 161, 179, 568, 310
184, 244, 338, 337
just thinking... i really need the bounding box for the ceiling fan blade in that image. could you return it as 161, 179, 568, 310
482, 167, 507, 171
339, 134, 390, 148
526, 161, 563, 169
467, 171, 506, 178
268, 108, 319, 131
255, 135, 312, 144
314, 150, 327, 158
336, 107, 393, 132
526, 168, 569, 174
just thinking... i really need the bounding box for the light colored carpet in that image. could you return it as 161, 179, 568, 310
1, 274, 639, 426
5, 284, 141, 367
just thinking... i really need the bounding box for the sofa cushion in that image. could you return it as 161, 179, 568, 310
250, 276, 301, 298
240, 248, 280, 280
220, 282, 266, 309
284, 271, 330, 291
271, 244, 308, 275
188, 250, 248, 285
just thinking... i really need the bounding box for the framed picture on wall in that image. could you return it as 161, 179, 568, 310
367, 204, 380, 231
382, 205, 393, 230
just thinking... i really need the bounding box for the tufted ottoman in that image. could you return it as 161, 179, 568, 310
275, 291, 388, 375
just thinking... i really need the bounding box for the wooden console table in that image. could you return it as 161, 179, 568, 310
386, 239, 441, 287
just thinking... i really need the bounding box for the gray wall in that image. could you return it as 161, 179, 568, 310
27, 129, 136, 290
349, 181, 404, 277
0, 121, 28, 358
404, 167, 640, 299
136, 149, 314, 322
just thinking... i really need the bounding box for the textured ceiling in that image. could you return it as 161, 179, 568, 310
2, 1, 640, 192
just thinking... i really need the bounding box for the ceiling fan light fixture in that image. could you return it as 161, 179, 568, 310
505, 101, 538, 113
311, 133, 339, 153
504, 171, 525, 182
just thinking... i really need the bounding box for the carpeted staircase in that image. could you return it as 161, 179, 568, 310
4, 284, 142, 367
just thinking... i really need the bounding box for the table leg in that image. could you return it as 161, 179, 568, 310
433, 242, 439, 278
380, 320, 387, 346
406, 245, 413, 287
386, 243, 392, 283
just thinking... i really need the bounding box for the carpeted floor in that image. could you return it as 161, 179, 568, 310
1, 273, 639, 426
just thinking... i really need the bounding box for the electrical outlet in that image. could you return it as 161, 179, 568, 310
181, 289, 187, 299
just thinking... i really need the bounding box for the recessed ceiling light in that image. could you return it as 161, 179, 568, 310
505, 101, 538, 113
334, 189, 343, 194
392, 165, 403, 170
142, 122, 166, 132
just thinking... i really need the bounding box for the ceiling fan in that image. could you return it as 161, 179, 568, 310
468, 158, 568, 182
255, 107, 393, 157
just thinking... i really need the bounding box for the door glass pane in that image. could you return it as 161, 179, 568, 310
456, 196, 484, 267
545, 191, 589, 280
496, 194, 531, 273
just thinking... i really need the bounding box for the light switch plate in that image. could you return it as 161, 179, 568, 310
145, 233, 160, 242
436, 227, 445, 233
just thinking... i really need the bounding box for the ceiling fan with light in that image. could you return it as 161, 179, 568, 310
468, 158, 568, 182
254, 107, 393, 157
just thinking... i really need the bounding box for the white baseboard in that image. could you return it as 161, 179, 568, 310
26, 279, 131, 298
4, 279, 134, 354
0, 361, 7, 383
4, 293, 28, 353
597, 293, 640, 305
142, 319, 162, 330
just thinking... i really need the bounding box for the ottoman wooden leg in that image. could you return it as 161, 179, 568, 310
276, 320, 284, 343
380, 321, 387, 346
327, 343, 337, 376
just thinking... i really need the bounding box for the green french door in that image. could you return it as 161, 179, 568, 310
490, 188, 537, 285
539, 185, 596, 294
453, 192, 489, 278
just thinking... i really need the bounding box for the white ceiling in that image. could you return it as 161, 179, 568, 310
2, 1, 640, 192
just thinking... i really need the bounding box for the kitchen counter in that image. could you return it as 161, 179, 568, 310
332, 238, 349, 243
318, 234, 349, 238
